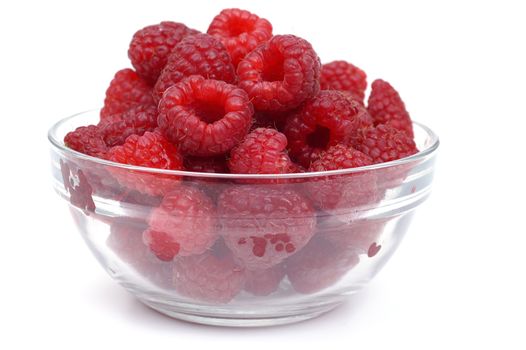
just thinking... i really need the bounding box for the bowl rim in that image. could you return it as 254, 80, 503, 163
48, 109, 440, 179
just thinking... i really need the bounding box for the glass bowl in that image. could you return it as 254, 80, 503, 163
48, 110, 439, 327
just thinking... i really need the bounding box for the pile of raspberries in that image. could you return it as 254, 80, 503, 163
63, 8, 419, 303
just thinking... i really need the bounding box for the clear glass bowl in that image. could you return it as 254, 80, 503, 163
48, 110, 439, 327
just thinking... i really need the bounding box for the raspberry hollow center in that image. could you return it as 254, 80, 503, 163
261, 54, 285, 82
307, 125, 330, 149
190, 100, 225, 124
226, 19, 255, 37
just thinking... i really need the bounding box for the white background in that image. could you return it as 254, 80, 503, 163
1, 0, 525, 348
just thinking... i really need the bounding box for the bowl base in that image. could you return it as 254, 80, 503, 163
139, 298, 343, 327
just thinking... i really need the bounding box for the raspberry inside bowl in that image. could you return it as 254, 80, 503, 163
49, 110, 438, 327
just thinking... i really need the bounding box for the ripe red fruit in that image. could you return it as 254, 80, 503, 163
128, 22, 199, 84
286, 237, 359, 294
106, 131, 184, 196
99, 104, 158, 147
228, 128, 295, 175
237, 34, 321, 112
207, 8, 273, 66
244, 264, 285, 296
283, 90, 373, 168
320, 60, 367, 102
64, 125, 108, 158
100, 69, 155, 120
154, 33, 237, 102
367, 79, 414, 137
158, 75, 253, 156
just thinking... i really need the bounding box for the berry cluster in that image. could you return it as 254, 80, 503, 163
63, 8, 421, 304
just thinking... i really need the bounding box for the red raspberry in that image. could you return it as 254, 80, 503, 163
244, 264, 285, 296
99, 104, 158, 147
158, 75, 253, 156
352, 124, 418, 164
368, 79, 414, 137
283, 90, 373, 168
320, 60, 367, 102
218, 186, 316, 270
228, 128, 295, 175
183, 156, 229, 174
144, 186, 217, 261
237, 35, 321, 112
324, 219, 386, 255
128, 22, 199, 84
64, 125, 108, 158
100, 69, 155, 120
173, 242, 245, 303
286, 237, 359, 294
106, 131, 184, 196
107, 220, 173, 289
307, 144, 378, 211
154, 33, 237, 102
207, 8, 273, 66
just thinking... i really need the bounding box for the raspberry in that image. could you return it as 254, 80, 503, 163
144, 186, 217, 261
183, 156, 229, 174
218, 185, 316, 270
64, 125, 108, 158
107, 220, 173, 289
368, 79, 414, 137
158, 75, 253, 156
324, 219, 386, 255
154, 34, 237, 102
100, 69, 155, 120
99, 104, 158, 147
237, 35, 321, 112
320, 60, 367, 102
351, 124, 418, 164
106, 131, 184, 196
207, 8, 273, 66
228, 128, 295, 175
244, 264, 285, 296
307, 144, 378, 211
286, 237, 359, 294
283, 90, 373, 168
173, 241, 245, 303
128, 22, 199, 84
60, 160, 96, 213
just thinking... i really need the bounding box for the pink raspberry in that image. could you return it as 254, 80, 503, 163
144, 186, 217, 261
64, 125, 108, 158
173, 241, 246, 304
244, 264, 285, 296
99, 104, 158, 147
324, 219, 386, 256
218, 185, 316, 270
286, 237, 359, 294
107, 220, 173, 289
307, 144, 379, 211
